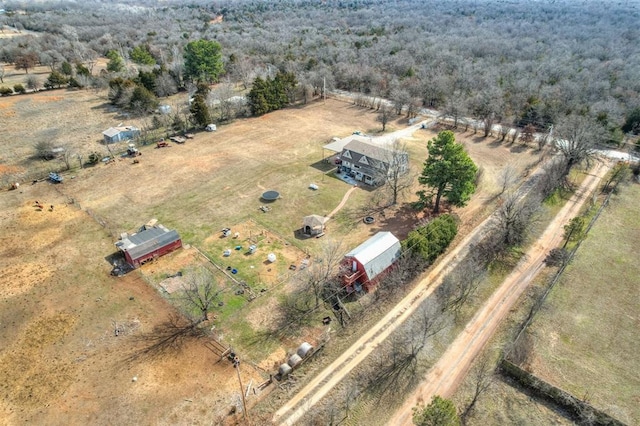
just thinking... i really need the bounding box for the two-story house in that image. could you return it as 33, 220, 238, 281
338, 139, 408, 186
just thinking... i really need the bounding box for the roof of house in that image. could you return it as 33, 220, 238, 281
345, 231, 401, 281
323, 135, 371, 153
115, 225, 180, 261
342, 139, 397, 163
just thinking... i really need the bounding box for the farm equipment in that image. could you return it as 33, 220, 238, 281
49, 172, 63, 183
170, 136, 186, 144
127, 143, 141, 156
157, 140, 170, 148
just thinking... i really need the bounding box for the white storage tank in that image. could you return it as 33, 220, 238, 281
297, 342, 314, 358
267, 253, 277, 263
279, 363, 292, 377
287, 353, 302, 368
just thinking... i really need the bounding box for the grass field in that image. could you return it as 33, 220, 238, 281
526, 182, 640, 425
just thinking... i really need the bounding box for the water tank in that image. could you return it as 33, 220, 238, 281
249, 245, 257, 254
267, 253, 277, 263
297, 342, 314, 358
279, 363, 292, 377
287, 353, 302, 368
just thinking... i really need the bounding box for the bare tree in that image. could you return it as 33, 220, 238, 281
438, 253, 486, 314
58, 145, 74, 171
554, 114, 606, 177
128, 313, 205, 361
181, 267, 222, 324
0, 64, 4, 83
495, 191, 540, 247
210, 81, 235, 122
460, 355, 495, 423
377, 104, 392, 131
154, 71, 178, 98
297, 239, 344, 309
520, 123, 536, 146
376, 252, 426, 302
367, 298, 445, 396
380, 139, 412, 205
497, 165, 519, 196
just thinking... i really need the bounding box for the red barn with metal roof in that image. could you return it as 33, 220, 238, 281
342, 231, 401, 292
115, 224, 182, 268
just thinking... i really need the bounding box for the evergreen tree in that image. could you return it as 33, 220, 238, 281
247, 77, 270, 116
128, 85, 158, 114
413, 396, 460, 426
417, 131, 478, 213
130, 45, 156, 66
44, 70, 69, 89
184, 39, 224, 82
106, 50, 124, 73
190, 94, 210, 127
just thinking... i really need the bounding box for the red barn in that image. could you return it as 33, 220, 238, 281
115, 224, 182, 268
342, 231, 401, 293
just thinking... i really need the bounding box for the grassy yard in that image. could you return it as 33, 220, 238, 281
526, 181, 640, 425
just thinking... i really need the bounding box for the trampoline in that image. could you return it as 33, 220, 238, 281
261, 190, 280, 201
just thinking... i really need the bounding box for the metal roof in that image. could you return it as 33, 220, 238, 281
345, 232, 401, 281
323, 135, 371, 153
116, 227, 181, 261
102, 127, 120, 137
342, 140, 397, 163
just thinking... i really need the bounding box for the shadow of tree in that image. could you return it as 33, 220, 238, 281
126, 314, 206, 362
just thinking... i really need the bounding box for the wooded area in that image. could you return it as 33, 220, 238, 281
1, 0, 639, 141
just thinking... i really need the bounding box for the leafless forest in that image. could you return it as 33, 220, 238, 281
1, 0, 639, 140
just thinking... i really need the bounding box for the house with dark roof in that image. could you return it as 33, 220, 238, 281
338, 140, 408, 186
342, 231, 401, 292
102, 126, 140, 144
115, 224, 182, 268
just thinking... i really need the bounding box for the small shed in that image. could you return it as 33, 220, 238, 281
115, 224, 182, 268
102, 126, 141, 144
302, 215, 327, 236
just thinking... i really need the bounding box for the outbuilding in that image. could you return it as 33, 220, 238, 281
102, 125, 141, 144
342, 231, 401, 292
302, 214, 327, 236
115, 224, 182, 268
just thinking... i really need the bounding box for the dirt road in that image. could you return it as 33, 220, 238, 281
273, 160, 609, 425
389, 160, 610, 425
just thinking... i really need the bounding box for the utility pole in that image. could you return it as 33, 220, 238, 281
233, 356, 248, 423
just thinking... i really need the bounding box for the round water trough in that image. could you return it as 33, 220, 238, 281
288, 353, 303, 368
363, 216, 375, 224
261, 190, 280, 202
297, 342, 314, 358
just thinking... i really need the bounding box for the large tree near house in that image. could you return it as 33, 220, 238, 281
417, 131, 478, 213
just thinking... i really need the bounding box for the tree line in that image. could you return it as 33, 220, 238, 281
1, 0, 639, 144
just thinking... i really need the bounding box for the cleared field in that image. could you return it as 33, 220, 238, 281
0, 88, 541, 424
527, 182, 640, 425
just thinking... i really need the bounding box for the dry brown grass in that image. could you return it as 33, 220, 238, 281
0, 90, 542, 424
527, 183, 640, 425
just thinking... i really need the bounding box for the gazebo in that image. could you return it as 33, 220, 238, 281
302, 214, 327, 236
